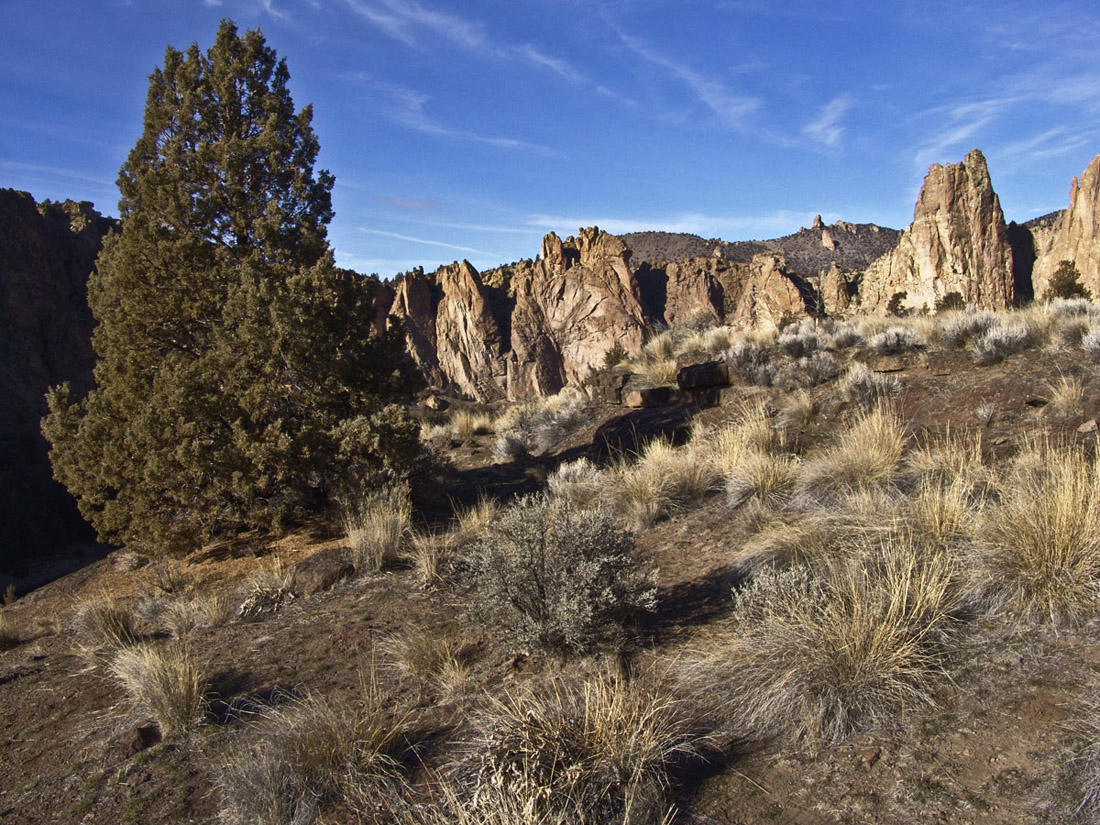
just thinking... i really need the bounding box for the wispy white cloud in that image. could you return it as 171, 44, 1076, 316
358, 227, 501, 258
344, 0, 486, 50
375, 196, 441, 211
616, 31, 761, 130
339, 72, 561, 155
344, 0, 611, 97
996, 127, 1090, 161
803, 94, 853, 148
258, 0, 290, 20
912, 98, 1013, 170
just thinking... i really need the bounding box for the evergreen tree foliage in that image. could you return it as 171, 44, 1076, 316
1044, 260, 1092, 301
43, 21, 418, 556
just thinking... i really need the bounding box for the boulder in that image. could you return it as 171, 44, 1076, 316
293, 547, 354, 595
624, 386, 679, 408
677, 361, 730, 390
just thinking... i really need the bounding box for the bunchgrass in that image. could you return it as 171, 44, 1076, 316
71, 596, 138, 661
974, 440, 1100, 627
688, 536, 958, 746
797, 406, 905, 501
462, 672, 703, 824
217, 689, 405, 825
1046, 374, 1086, 418
0, 610, 18, 651
110, 642, 207, 737
343, 483, 412, 572
381, 629, 469, 698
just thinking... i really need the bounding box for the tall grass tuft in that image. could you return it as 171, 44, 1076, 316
110, 642, 207, 737
343, 483, 412, 572
462, 672, 703, 824
687, 537, 959, 746
974, 441, 1100, 627
217, 689, 405, 825
797, 406, 905, 501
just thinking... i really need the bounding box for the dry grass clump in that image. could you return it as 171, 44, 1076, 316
839, 362, 902, 410
404, 531, 451, 588
637, 357, 681, 387
110, 642, 207, 737
797, 406, 906, 501
381, 629, 470, 698
158, 592, 234, 637
461, 672, 703, 825
547, 457, 605, 510
971, 320, 1033, 365
468, 495, 655, 651
605, 435, 720, 530
869, 325, 925, 355
0, 610, 19, 651
940, 308, 999, 348
973, 441, 1100, 627
453, 495, 500, 542
71, 596, 138, 660
217, 690, 405, 825
493, 389, 590, 457
344, 483, 412, 572
1082, 326, 1100, 359
1046, 374, 1086, 417
450, 408, 496, 440
724, 336, 777, 386
681, 323, 736, 357
688, 538, 959, 746
1070, 696, 1100, 823
725, 452, 798, 509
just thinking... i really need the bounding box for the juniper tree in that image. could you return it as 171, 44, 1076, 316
43, 20, 418, 556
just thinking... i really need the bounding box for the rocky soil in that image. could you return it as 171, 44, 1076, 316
3, 334, 1100, 824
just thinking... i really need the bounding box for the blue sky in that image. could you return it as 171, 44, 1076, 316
3, 1, 1099, 278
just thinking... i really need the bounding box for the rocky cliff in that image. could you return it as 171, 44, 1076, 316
1031, 153, 1100, 297
860, 149, 1015, 313
0, 190, 115, 567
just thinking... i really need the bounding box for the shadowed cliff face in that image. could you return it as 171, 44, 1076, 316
0, 190, 115, 571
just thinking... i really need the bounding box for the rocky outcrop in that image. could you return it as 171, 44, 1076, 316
1032, 153, 1100, 296
388, 262, 509, 401
0, 190, 115, 564
720, 253, 814, 331
859, 149, 1014, 313
506, 229, 647, 397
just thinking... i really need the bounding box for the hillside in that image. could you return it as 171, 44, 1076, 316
4, 304, 1100, 823
623, 217, 901, 277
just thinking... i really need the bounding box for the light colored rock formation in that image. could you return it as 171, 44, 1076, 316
507, 228, 648, 398
1032, 153, 1100, 296
720, 253, 810, 331
860, 149, 1014, 313
388, 261, 509, 401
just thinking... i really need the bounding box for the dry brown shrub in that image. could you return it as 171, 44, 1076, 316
459, 672, 703, 824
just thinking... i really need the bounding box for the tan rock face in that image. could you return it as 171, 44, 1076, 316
721, 253, 811, 331
387, 262, 509, 402
507, 228, 647, 398
860, 149, 1014, 313
1032, 153, 1100, 296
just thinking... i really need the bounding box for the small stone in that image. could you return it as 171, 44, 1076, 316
1078, 418, 1098, 433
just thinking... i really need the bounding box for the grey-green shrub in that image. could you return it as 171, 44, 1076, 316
869, 326, 924, 355
467, 495, 655, 651
971, 322, 1031, 365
